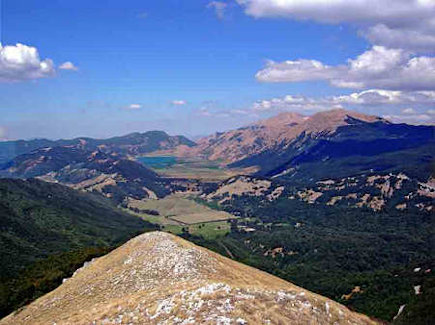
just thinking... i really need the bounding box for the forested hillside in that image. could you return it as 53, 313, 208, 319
0, 178, 157, 317
190, 176, 435, 323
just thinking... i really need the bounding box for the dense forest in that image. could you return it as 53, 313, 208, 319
0, 178, 156, 317
184, 193, 434, 323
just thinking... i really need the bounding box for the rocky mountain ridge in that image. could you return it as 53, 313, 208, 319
0, 231, 379, 325
192, 109, 385, 163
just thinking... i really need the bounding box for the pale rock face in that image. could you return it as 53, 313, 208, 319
1, 232, 379, 325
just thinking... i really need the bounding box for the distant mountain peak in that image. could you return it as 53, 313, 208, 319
258, 111, 306, 126
310, 109, 384, 123
0, 231, 378, 325
192, 109, 388, 163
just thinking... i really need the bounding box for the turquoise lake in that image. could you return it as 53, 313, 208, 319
136, 156, 177, 169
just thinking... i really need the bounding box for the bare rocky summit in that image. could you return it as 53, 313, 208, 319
192, 109, 384, 163
1, 231, 379, 325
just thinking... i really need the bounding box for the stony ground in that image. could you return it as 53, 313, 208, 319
1, 232, 379, 325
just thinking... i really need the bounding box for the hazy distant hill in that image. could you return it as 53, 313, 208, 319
1, 231, 378, 325
0, 130, 196, 165
0, 146, 169, 201
0, 178, 157, 316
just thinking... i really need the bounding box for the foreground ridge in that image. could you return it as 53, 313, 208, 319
1, 232, 378, 325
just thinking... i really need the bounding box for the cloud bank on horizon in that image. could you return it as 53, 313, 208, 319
236, 0, 435, 124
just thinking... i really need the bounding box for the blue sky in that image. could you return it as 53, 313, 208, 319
1, 0, 434, 140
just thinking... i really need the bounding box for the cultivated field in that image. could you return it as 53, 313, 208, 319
127, 195, 236, 225
126, 195, 236, 239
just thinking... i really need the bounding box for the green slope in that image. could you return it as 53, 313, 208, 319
0, 178, 157, 317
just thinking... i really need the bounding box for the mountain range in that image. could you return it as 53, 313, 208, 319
0, 130, 195, 166
192, 109, 434, 183
0, 108, 433, 324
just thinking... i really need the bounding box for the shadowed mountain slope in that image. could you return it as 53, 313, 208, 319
192, 109, 433, 183
0, 146, 169, 201
232, 117, 434, 183
194, 109, 385, 163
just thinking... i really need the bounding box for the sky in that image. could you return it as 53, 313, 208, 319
0, 0, 434, 141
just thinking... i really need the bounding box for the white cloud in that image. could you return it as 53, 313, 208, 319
251, 89, 435, 124
256, 46, 435, 90
237, 0, 435, 23
233, 109, 251, 115
332, 89, 435, 105
402, 108, 416, 114
197, 106, 258, 119
253, 95, 341, 112
124, 104, 142, 110
256, 59, 336, 83
207, 1, 228, 19
171, 100, 187, 106
0, 43, 55, 82
237, 0, 435, 52
383, 113, 433, 125
59, 61, 78, 71
363, 24, 435, 53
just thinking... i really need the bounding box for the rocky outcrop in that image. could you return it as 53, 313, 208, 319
1, 232, 379, 325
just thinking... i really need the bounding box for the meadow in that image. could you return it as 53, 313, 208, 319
137, 155, 252, 181
125, 195, 236, 240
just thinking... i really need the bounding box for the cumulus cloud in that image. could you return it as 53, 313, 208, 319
237, 0, 434, 23
171, 100, 187, 106
252, 89, 435, 124
237, 0, 435, 52
256, 46, 435, 90
59, 61, 78, 71
0, 43, 55, 82
383, 113, 433, 125
207, 1, 228, 19
253, 95, 340, 112
363, 24, 435, 53
332, 89, 435, 105
254, 89, 435, 110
